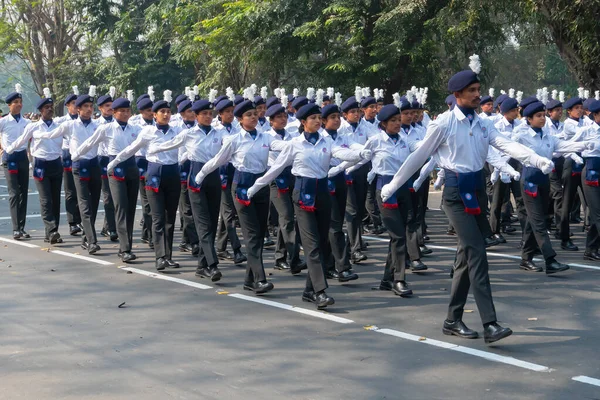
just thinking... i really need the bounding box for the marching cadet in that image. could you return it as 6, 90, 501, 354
170, 93, 189, 124
255, 88, 270, 132
513, 101, 591, 272
37, 93, 103, 254
54, 88, 82, 236
545, 97, 565, 232
0, 85, 31, 240
96, 92, 118, 242
147, 99, 230, 281
72, 98, 142, 263
361, 92, 384, 235
212, 97, 247, 265
380, 56, 555, 343
4, 91, 63, 244
479, 89, 495, 119
193, 94, 288, 294
108, 94, 182, 271
246, 102, 369, 308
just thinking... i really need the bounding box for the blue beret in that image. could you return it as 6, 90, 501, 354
64, 94, 78, 104
522, 101, 545, 118
266, 96, 280, 109
111, 98, 130, 110
399, 98, 412, 112
137, 98, 153, 111
518, 96, 538, 109
378, 104, 400, 122
445, 94, 456, 105
97, 95, 113, 107
494, 94, 508, 108
177, 99, 192, 113
213, 95, 228, 106
321, 104, 341, 119
75, 95, 93, 107
583, 98, 595, 111
322, 95, 331, 102
546, 99, 562, 111
563, 96, 583, 110
175, 94, 188, 105
36, 97, 53, 110
480, 95, 493, 105
5, 92, 22, 104
588, 100, 600, 114
341, 96, 360, 113
411, 100, 420, 110
287, 94, 295, 102
295, 103, 321, 121
254, 96, 265, 106
292, 96, 309, 110
191, 99, 213, 113
152, 100, 170, 112
233, 95, 244, 106
265, 104, 286, 118
500, 98, 519, 114
233, 99, 255, 118
361, 96, 376, 108
137, 94, 150, 103
447, 70, 479, 93
215, 99, 234, 112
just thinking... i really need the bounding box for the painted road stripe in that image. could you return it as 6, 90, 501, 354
229, 293, 354, 324
0, 236, 39, 248
372, 327, 551, 372
51, 250, 114, 266
120, 266, 213, 290
572, 375, 600, 387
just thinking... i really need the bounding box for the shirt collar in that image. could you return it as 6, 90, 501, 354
528, 126, 546, 137
453, 106, 481, 127
302, 131, 324, 145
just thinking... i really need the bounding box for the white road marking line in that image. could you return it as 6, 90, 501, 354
51, 250, 114, 266
363, 236, 600, 272
572, 375, 600, 387
228, 293, 354, 324
0, 205, 142, 220
120, 267, 213, 290
372, 327, 551, 372
0, 237, 39, 248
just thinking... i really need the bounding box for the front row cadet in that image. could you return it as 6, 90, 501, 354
513, 101, 591, 273
380, 61, 555, 344
246, 102, 370, 309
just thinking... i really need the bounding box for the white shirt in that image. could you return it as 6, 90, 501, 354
54, 114, 78, 150
0, 114, 31, 152
365, 131, 419, 176
339, 118, 378, 145
572, 122, 600, 158
267, 128, 300, 166
322, 130, 363, 167
72, 121, 142, 161
257, 118, 270, 133
512, 124, 586, 159
545, 116, 565, 139
6, 119, 62, 160
170, 119, 197, 163
495, 116, 521, 137
563, 117, 583, 140
110, 125, 182, 166
95, 115, 114, 157
43, 118, 101, 160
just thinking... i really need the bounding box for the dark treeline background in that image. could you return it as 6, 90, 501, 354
1, 0, 598, 114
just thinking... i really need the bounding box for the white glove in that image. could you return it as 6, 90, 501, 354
433, 176, 444, 190
586, 141, 595, 151
194, 171, 205, 186
107, 160, 117, 173
359, 149, 372, 160
510, 171, 521, 181
147, 144, 159, 155
380, 184, 394, 202
413, 176, 424, 191
246, 185, 259, 199
367, 170, 376, 184
327, 166, 342, 178
500, 172, 511, 184
539, 158, 555, 174
569, 153, 584, 165
490, 169, 500, 184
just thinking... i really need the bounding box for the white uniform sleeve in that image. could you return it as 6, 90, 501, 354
5, 123, 34, 154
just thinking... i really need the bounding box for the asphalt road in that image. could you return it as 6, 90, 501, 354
1, 171, 600, 399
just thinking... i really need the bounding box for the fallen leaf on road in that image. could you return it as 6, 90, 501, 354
216, 290, 229, 295
464, 310, 474, 313
418, 337, 426, 341
527, 317, 538, 321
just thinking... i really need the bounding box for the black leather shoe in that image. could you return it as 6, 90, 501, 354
109, 231, 118, 242
120, 252, 137, 263
264, 236, 275, 247
442, 320, 479, 339
13, 231, 22, 240
20, 230, 31, 239
314, 291, 335, 309
81, 240, 89, 250
423, 235, 430, 242
274, 259, 291, 270
192, 244, 200, 256
410, 260, 428, 271
378, 280, 393, 291
419, 245, 433, 255
179, 242, 193, 253
141, 238, 151, 244
100, 229, 109, 238
156, 257, 168, 271
338, 269, 359, 282
88, 243, 101, 254
502, 225, 516, 234
217, 250, 233, 260
509, 215, 519, 223
392, 281, 413, 297
70, 224, 82, 236
546, 260, 570, 274
233, 250, 247, 264
251, 280, 274, 294
492, 233, 506, 244
196, 266, 222, 282
584, 251, 600, 261
351, 251, 367, 264
302, 291, 316, 303
483, 323, 513, 344
485, 237, 499, 248
291, 260, 307, 275
519, 260, 543, 272
371, 225, 385, 235
166, 259, 180, 268
561, 240, 579, 251
326, 270, 339, 279
446, 228, 456, 236
49, 231, 61, 245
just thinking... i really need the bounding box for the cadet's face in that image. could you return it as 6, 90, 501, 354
40, 103, 54, 120
220, 107, 234, 124
181, 108, 195, 122
383, 114, 402, 134
481, 102, 493, 113
9, 98, 22, 115
240, 109, 258, 130
66, 100, 77, 115
302, 114, 322, 133
99, 102, 113, 117
411, 110, 419, 122
154, 108, 172, 125
455, 83, 481, 109
269, 112, 287, 130
549, 107, 562, 120
324, 113, 341, 131
376, 102, 384, 112
528, 111, 546, 128
321, 100, 331, 107
113, 107, 131, 123
140, 108, 153, 120
569, 104, 584, 119
594, 112, 600, 124
78, 102, 93, 119
363, 104, 378, 120
256, 104, 267, 118
400, 109, 413, 125
344, 108, 360, 124
196, 109, 213, 126
504, 108, 519, 122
